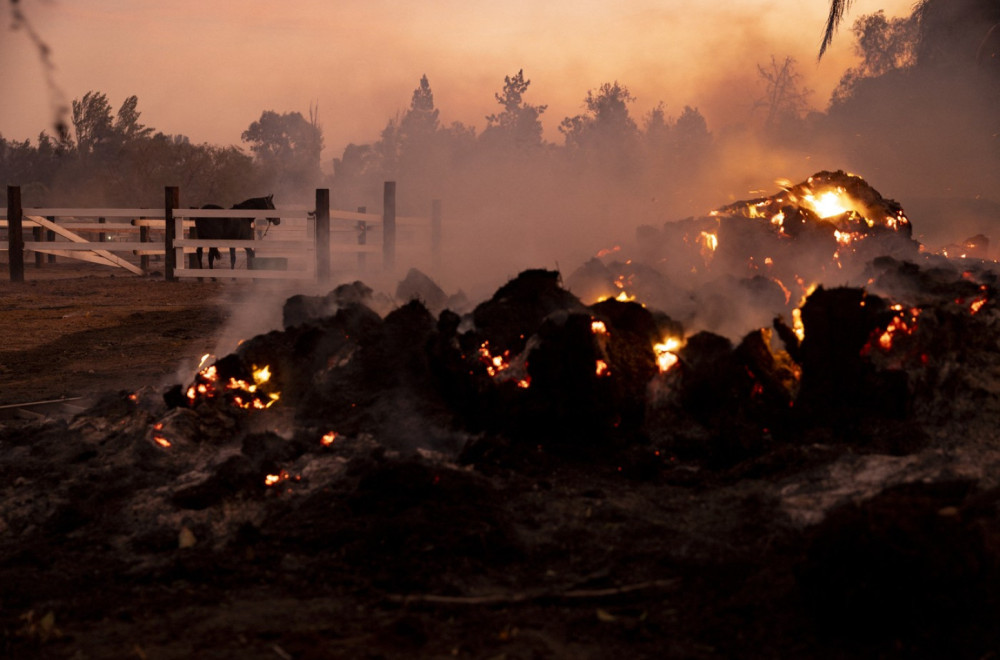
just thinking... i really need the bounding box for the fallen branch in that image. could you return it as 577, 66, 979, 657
387, 578, 679, 606
0, 396, 83, 410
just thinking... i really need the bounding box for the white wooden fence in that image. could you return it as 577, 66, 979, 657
2, 184, 441, 282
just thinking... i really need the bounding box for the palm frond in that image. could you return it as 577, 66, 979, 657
819, 0, 856, 59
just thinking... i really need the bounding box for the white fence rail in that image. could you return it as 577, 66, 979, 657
3, 184, 441, 282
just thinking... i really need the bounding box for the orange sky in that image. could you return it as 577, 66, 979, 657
2, 0, 914, 163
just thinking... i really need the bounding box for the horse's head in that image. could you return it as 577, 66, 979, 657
234, 194, 280, 226
263, 194, 279, 225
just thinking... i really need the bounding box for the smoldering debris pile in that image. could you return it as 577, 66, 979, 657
569, 170, 924, 338
6, 180, 1000, 656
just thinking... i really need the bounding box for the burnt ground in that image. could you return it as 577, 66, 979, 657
3, 264, 1000, 659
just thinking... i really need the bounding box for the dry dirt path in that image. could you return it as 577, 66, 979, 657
0, 264, 229, 407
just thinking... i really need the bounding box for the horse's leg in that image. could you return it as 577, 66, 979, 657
230, 247, 237, 270
246, 247, 255, 270
195, 247, 204, 282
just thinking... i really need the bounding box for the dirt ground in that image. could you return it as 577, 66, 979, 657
3, 260, 1000, 659
0, 262, 233, 408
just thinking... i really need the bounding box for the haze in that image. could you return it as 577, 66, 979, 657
2, 0, 913, 160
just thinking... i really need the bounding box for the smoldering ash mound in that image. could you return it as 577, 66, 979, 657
5, 170, 1000, 658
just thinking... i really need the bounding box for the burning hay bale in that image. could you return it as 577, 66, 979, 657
471, 268, 588, 355
282, 280, 375, 329
396, 267, 449, 314
622, 170, 922, 339
713, 169, 912, 240
789, 286, 908, 425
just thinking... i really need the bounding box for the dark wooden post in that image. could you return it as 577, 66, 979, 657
46, 225, 55, 263
7, 186, 24, 282
33, 226, 44, 267
98, 216, 106, 243
139, 218, 149, 272
383, 181, 396, 271
356, 206, 367, 272
164, 186, 179, 281
315, 188, 331, 281
431, 199, 442, 266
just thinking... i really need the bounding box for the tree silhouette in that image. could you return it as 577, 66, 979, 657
241, 110, 324, 196
481, 69, 547, 150
829, 11, 917, 105
400, 75, 440, 141
754, 56, 813, 129
559, 81, 637, 150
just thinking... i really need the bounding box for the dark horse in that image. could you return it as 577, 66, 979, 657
194, 195, 279, 270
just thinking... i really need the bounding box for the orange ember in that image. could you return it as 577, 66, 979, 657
866, 307, 920, 354
186, 361, 281, 410
478, 341, 511, 377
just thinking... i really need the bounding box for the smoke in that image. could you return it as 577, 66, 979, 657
13, 1, 997, 348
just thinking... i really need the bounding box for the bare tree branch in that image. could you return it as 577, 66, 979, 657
8, 0, 70, 140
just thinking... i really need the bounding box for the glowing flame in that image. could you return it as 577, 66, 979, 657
789, 282, 817, 344
792, 308, 805, 343
595, 359, 611, 377
591, 320, 608, 335
186, 361, 280, 409
834, 230, 858, 245
803, 188, 850, 218
653, 336, 683, 373
773, 278, 792, 305
971, 297, 987, 314
254, 365, 271, 384
698, 231, 718, 252
321, 431, 338, 446
596, 245, 621, 258
596, 290, 637, 303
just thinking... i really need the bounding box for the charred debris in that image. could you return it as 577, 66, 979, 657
6, 170, 1000, 657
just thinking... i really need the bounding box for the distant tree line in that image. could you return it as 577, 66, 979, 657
0, 69, 720, 218
0, 90, 323, 208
